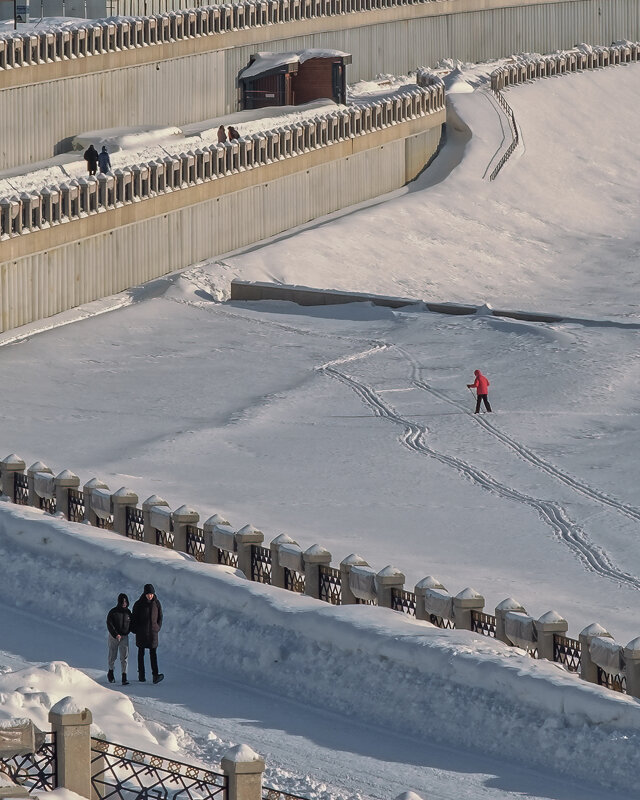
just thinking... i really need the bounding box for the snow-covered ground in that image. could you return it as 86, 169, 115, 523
2, 60, 640, 800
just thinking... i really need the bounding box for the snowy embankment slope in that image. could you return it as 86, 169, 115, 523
1, 501, 639, 795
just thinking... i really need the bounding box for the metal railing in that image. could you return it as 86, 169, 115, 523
471, 610, 496, 638
318, 564, 341, 605
284, 566, 305, 594
488, 87, 519, 181
91, 738, 227, 800
14, 471, 29, 505
553, 634, 581, 672
391, 587, 416, 616
126, 506, 145, 540
186, 524, 206, 561
68, 487, 85, 523
251, 544, 272, 583
0, 733, 56, 792
97, 514, 115, 530
429, 613, 454, 629
156, 528, 174, 548
218, 548, 239, 568
39, 495, 57, 515
597, 667, 627, 694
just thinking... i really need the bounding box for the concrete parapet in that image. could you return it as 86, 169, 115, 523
414, 575, 447, 621
579, 623, 612, 684
534, 611, 568, 661
142, 494, 169, 545
203, 513, 231, 564
172, 505, 199, 553
221, 744, 265, 800
375, 565, 405, 608
495, 597, 526, 644
453, 588, 484, 631
235, 524, 264, 579
54, 470, 80, 521
27, 461, 52, 507
0, 453, 25, 501
340, 554, 370, 604
48, 700, 93, 799
112, 488, 139, 537
83, 478, 109, 526
303, 544, 332, 599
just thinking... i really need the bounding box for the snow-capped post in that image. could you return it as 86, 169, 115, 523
203, 514, 231, 564
111, 488, 139, 537
54, 470, 80, 520
623, 638, 640, 699
395, 792, 424, 800
142, 495, 170, 546
495, 598, 527, 645
375, 565, 405, 609
303, 544, 332, 599
270, 534, 298, 589
221, 744, 265, 800
27, 462, 52, 507
0, 453, 25, 501
48, 699, 93, 799
579, 624, 613, 684
534, 611, 568, 662
414, 576, 447, 622
339, 554, 370, 604
83, 478, 109, 526
235, 524, 264, 579
172, 505, 199, 553
453, 588, 485, 631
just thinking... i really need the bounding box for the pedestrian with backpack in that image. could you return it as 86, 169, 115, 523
467, 369, 492, 414
131, 584, 164, 684
106, 593, 131, 686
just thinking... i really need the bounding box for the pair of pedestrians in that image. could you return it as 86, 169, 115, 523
107, 584, 164, 686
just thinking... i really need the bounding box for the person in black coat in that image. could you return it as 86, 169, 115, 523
84, 144, 99, 176
130, 584, 164, 684
106, 593, 131, 686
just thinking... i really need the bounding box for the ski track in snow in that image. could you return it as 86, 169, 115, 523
319, 357, 640, 593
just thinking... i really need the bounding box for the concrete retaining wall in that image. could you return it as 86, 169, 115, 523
1, 0, 640, 168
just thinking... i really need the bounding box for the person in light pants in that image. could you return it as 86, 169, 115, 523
107, 593, 131, 686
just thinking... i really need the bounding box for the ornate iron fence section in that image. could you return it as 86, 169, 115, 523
263, 788, 311, 800
97, 513, 114, 531
217, 549, 238, 568
68, 488, 85, 523
156, 529, 174, 549
14, 472, 29, 505
489, 87, 519, 180
284, 567, 305, 594
355, 598, 377, 606
553, 634, 581, 672
91, 739, 227, 800
429, 613, 455, 629
186, 526, 205, 562
391, 588, 416, 616
471, 610, 496, 637
126, 506, 145, 541
0, 732, 56, 791
597, 667, 627, 694
251, 545, 272, 583
39, 495, 57, 515
319, 564, 341, 605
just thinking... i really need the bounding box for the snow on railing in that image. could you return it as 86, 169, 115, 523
0, 0, 440, 73
0, 73, 444, 240
488, 41, 640, 179
2, 447, 640, 699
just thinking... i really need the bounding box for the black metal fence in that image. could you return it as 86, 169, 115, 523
91, 739, 227, 800
39, 494, 57, 515
251, 545, 272, 583
284, 567, 305, 594
218, 548, 238, 568
553, 634, 581, 672
186, 525, 206, 562
126, 506, 145, 541
156, 529, 175, 548
391, 587, 416, 616
597, 667, 627, 694
14, 471, 29, 505
471, 610, 496, 638
0, 733, 56, 792
319, 564, 341, 605
68, 488, 85, 522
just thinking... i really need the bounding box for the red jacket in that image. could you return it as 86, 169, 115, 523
471, 370, 489, 394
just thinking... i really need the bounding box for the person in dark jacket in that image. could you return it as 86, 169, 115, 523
467, 369, 492, 414
84, 144, 99, 176
106, 593, 131, 685
131, 584, 164, 684
217, 125, 227, 144
227, 126, 240, 141
98, 146, 111, 174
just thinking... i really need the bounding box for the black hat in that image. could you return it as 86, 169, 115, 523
144, 584, 155, 595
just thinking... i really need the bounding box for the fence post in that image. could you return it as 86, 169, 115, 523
414, 576, 446, 622
203, 513, 230, 564
172, 505, 199, 552
375, 566, 405, 609
0, 453, 25, 501
624, 638, 640, 699
83, 478, 109, 526
453, 588, 485, 631
495, 597, 526, 644
579, 623, 612, 684
235, 524, 264, 579
339, 554, 369, 604
270, 534, 297, 589
142, 495, 169, 545
534, 611, 568, 661
221, 745, 265, 800
112, 488, 139, 536
48, 700, 93, 799
54, 470, 80, 520
303, 545, 331, 599
28, 462, 52, 507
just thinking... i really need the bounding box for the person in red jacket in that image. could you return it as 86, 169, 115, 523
467, 369, 492, 414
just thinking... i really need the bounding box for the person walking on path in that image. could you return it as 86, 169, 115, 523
467, 369, 492, 414
106, 593, 131, 686
228, 126, 240, 141
217, 125, 227, 143
84, 144, 99, 176
131, 584, 164, 684
98, 145, 111, 174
